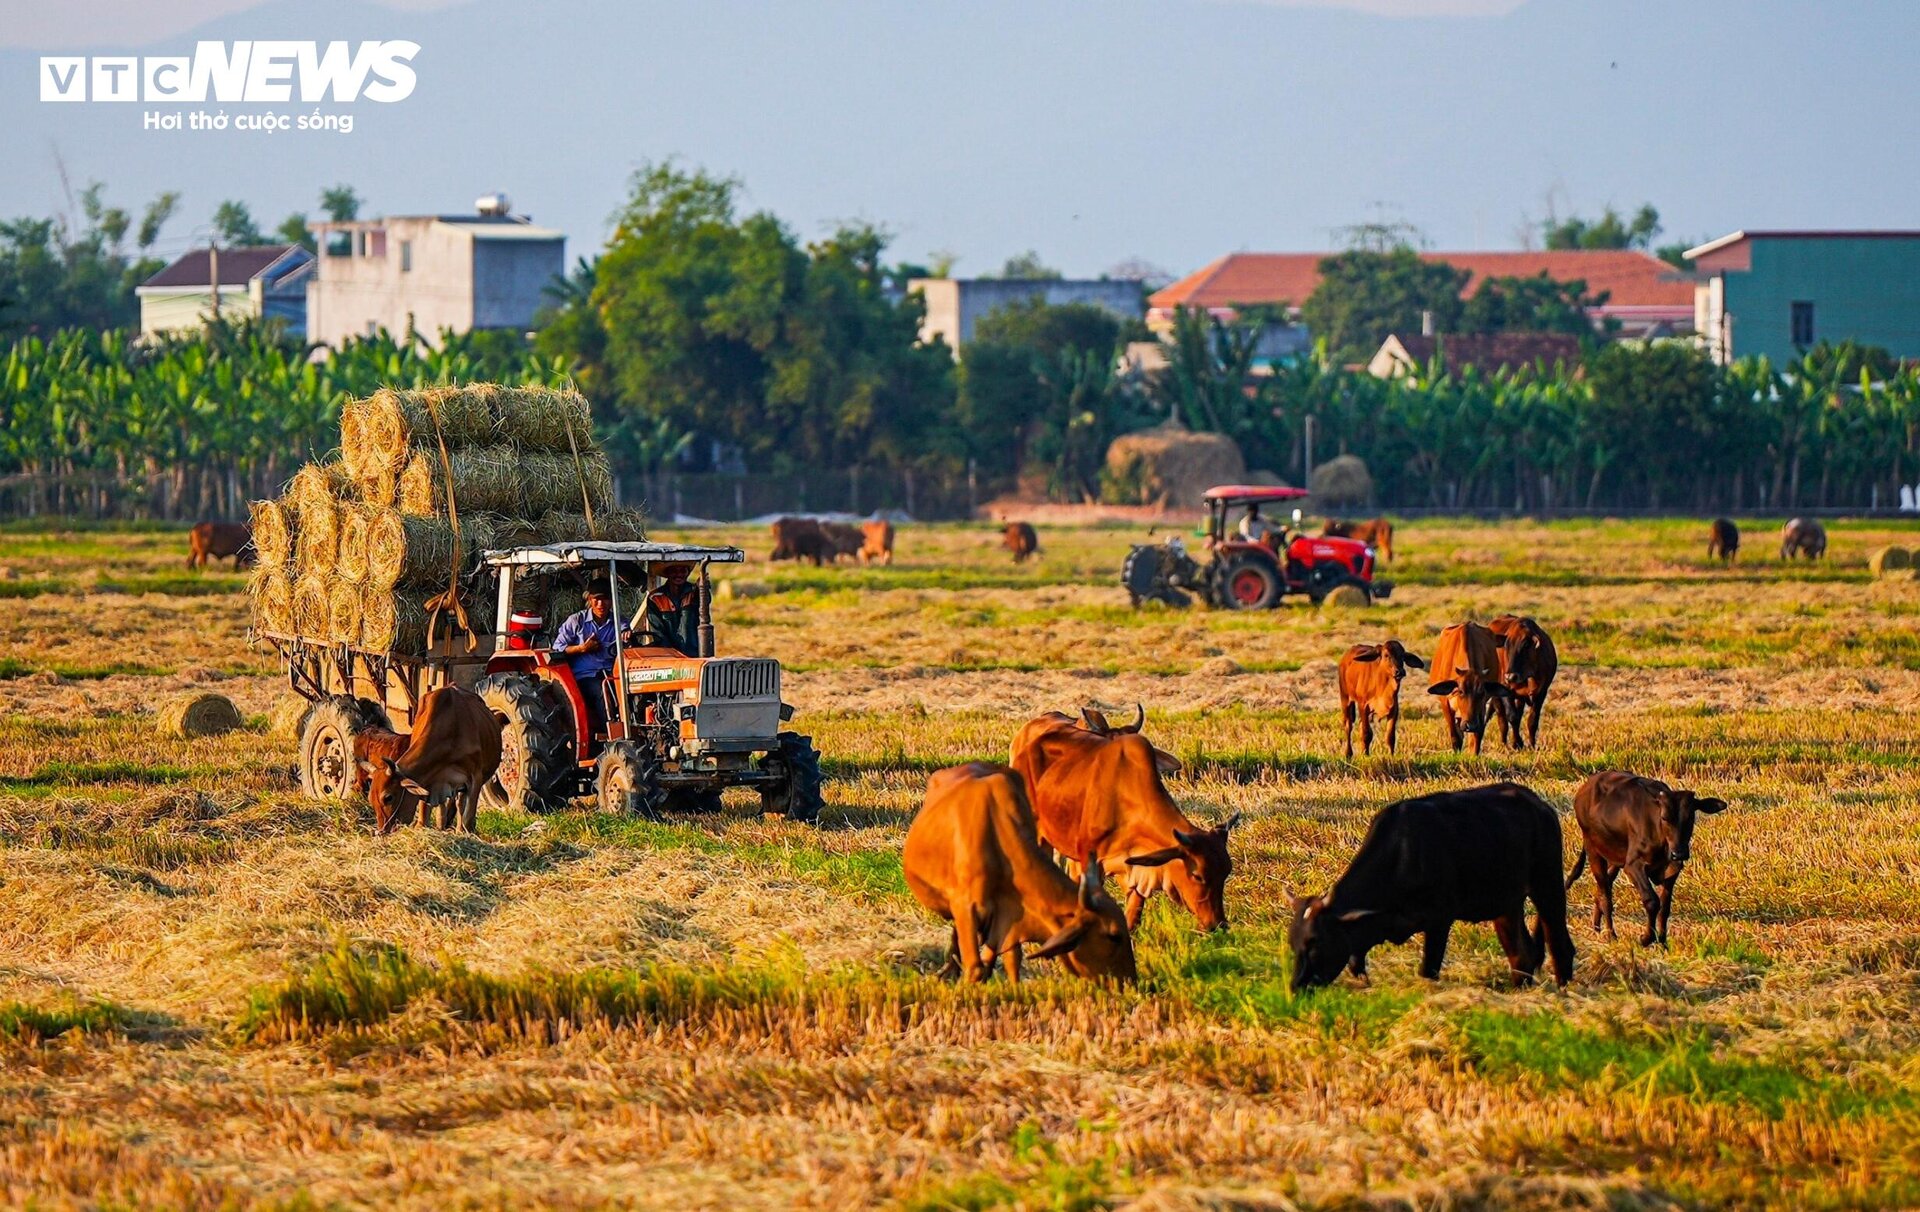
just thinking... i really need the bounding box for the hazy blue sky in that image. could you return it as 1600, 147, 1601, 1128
6, 0, 1914, 279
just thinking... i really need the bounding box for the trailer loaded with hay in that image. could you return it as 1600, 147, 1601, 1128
251, 384, 824, 824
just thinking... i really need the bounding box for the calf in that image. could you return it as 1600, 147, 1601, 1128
1426, 621, 1511, 754
1289, 782, 1575, 989
1707, 518, 1739, 563
904, 762, 1135, 983
354, 687, 505, 834
1487, 614, 1556, 750
1322, 517, 1394, 562
1003, 521, 1039, 563
1566, 770, 1728, 946
187, 521, 255, 570
1336, 640, 1425, 758
860, 519, 895, 565
1010, 707, 1239, 932
1781, 517, 1826, 560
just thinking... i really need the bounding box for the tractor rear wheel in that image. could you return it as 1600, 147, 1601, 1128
299, 695, 389, 801
759, 732, 824, 823
595, 740, 667, 820
477, 673, 574, 814
1214, 557, 1282, 610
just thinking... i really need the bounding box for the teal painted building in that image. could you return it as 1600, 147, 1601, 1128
1685, 231, 1920, 365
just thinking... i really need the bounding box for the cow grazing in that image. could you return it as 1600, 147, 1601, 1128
1487, 615, 1557, 750
1322, 517, 1395, 562
187, 521, 255, 570
1003, 521, 1040, 563
354, 687, 505, 834
1566, 770, 1728, 947
1289, 782, 1575, 990
1010, 706, 1240, 932
1336, 641, 1425, 759
820, 521, 866, 563
1426, 621, 1511, 755
1708, 518, 1739, 563
860, 519, 895, 565
1781, 517, 1826, 560
768, 516, 834, 566
904, 762, 1136, 983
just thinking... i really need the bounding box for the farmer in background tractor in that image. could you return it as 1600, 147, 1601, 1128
1238, 504, 1277, 550
553, 577, 625, 737
637, 562, 700, 656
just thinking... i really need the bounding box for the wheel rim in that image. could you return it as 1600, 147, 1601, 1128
497, 732, 525, 799
1229, 569, 1268, 606
311, 725, 351, 798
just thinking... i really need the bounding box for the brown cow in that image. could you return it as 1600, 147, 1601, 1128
1781, 517, 1826, 560
1337, 640, 1426, 759
1566, 770, 1728, 946
1322, 517, 1394, 562
187, 521, 255, 570
1426, 621, 1511, 755
1707, 518, 1739, 563
1010, 707, 1240, 932
859, 519, 895, 565
354, 687, 504, 834
904, 762, 1135, 983
1487, 615, 1556, 750
1003, 521, 1039, 563
769, 516, 831, 566
820, 521, 866, 563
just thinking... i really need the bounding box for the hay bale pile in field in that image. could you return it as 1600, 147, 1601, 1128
1870, 546, 1912, 577
159, 692, 243, 739
1104, 423, 1247, 509
248, 384, 638, 655
1309, 455, 1373, 507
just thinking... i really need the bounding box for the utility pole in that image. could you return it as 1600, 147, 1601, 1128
208, 240, 221, 321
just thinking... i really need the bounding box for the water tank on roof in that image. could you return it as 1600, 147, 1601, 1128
475, 192, 512, 217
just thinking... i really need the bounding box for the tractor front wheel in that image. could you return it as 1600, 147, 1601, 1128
595, 740, 667, 820
1215, 557, 1282, 610
477, 673, 574, 814
759, 733, 824, 823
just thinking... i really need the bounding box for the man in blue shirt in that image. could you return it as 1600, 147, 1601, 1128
552, 577, 625, 738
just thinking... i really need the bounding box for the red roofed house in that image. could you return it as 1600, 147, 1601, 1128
1148, 250, 1694, 347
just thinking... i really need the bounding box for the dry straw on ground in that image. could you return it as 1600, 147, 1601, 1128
156, 691, 242, 737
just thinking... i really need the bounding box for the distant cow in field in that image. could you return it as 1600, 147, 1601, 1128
1781, 517, 1826, 560
1567, 770, 1728, 947
187, 521, 255, 570
904, 762, 1136, 983
1427, 621, 1511, 755
1289, 782, 1575, 990
1010, 706, 1240, 932
769, 516, 832, 566
860, 519, 895, 565
1708, 518, 1739, 563
820, 521, 866, 563
1336, 640, 1425, 759
354, 687, 505, 834
1322, 517, 1395, 562
1487, 614, 1557, 750
1003, 521, 1039, 563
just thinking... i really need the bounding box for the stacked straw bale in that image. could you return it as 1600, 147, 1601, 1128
246, 384, 636, 656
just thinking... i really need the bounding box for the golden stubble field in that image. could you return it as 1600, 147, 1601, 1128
3, 516, 1920, 1210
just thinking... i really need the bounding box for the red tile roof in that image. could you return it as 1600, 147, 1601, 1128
142, 245, 303, 289
1150, 250, 1692, 312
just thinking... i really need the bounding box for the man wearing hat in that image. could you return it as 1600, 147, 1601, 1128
553, 576, 625, 737
637, 562, 700, 657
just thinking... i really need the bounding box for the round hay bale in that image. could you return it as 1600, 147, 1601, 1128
360, 590, 432, 654
249, 498, 292, 568
394, 445, 527, 515
292, 574, 331, 638
535, 507, 647, 544
268, 697, 312, 741
327, 581, 363, 644
1104, 423, 1247, 510
494, 386, 594, 453
521, 451, 616, 518
294, 499, 340, 573
1870, 546, 1912, 576
247, 567, 294, 635
356, 386, 507, 473
1320, 583, 1371, 609
335, 506, 371, 584
1309, 455, 1373, 507
288, 462, 354, 517
490, 515, 542, 550
366, 510, 498, 590
158, 692, 243, 739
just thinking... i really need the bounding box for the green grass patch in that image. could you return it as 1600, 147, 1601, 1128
0, 999, 132, 1041
0, 760, 200, 789
94, 573, 246, 596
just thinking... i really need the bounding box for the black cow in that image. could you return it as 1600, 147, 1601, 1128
1289, 782, 1575, 990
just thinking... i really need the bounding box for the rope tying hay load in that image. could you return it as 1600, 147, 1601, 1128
158, 692, 243, 739
249, 498, 292, 568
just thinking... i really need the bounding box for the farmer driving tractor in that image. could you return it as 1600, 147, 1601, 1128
636, 562, 700, 656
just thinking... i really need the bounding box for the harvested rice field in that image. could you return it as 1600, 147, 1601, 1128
5, 515, 1920, 1209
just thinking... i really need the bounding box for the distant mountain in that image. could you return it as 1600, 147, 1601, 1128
5, 0, 1917, 278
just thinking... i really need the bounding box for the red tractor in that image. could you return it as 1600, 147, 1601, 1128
1121, 485, 1391, 609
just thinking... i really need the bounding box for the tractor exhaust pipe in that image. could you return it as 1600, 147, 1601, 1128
697, 559, 715, 657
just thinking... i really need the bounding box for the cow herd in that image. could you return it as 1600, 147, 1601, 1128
1339, 614, 1557, 758
767, 516, 896, 566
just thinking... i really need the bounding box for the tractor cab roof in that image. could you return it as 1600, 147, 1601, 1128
1202, 485, 1311, 505
483, 541, 746, 569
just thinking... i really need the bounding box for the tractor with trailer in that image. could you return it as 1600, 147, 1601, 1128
272, 540, 824, 823
1121, 485, 1392, 609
